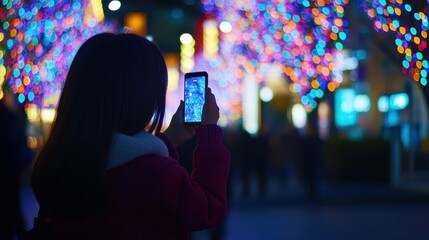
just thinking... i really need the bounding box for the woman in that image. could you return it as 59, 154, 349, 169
31, 33, 231, 239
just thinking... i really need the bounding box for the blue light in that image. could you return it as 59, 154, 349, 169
405, 4, 412, 12
354, 94, 371, 112
395, 39, 402, 46
402, 60, 410, 69
301, 96, 309, 105
28, 92, 35, 101
414, 13, 421, 20
15, 78, 22, 87
390, 93, 409, 110
292, 15, 300, 23
302, 0, 310, 7
12, 68, 20, 78
18, 94, 25, 103
378, 95, 389, 112
335, 88, 357, 128
322, 7, 330, 15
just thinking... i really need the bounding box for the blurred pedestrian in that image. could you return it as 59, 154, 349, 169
29, 33, 231, 239
298, 115, 323, 202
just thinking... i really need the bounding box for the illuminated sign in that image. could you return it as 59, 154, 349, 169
377, 93, 409, 112
335, 88, 357, 128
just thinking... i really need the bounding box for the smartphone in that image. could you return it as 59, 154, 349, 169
183, 71, 208, 125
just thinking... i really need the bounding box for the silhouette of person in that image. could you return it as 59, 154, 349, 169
0, 87, 33, 240
298, 114, 323, 202
29, 33, 231, 239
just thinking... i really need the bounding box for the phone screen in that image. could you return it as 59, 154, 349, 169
184, 72, 207, 125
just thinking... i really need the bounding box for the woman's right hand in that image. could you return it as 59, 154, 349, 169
202, 87, 220, 125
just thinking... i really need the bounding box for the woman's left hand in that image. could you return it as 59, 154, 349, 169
163, 101, 196, 148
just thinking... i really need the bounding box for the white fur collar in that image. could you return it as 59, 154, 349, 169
107, 131, 169, 169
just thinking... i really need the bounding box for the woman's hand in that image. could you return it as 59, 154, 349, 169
163, 101, 195, 148
202, 87, 220, 125
163, 87, 220, 148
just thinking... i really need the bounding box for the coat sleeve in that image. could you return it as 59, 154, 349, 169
154, 124, 231, 232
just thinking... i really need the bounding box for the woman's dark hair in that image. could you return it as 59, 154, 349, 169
32, 33, 168, 218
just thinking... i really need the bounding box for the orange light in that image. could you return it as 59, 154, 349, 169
317, 0, 325, 7
397, 46, 404, 54
416, 61, 422, 69
414, 36, 421, 44
334, 19, 343, 27
288, 21, 296, 29
367, 9, 375, 18
124, 12, 147, 36
285, 66, 293, 76
327, 82, 336, 92
17, 32, 23, 42
271, 11, 280, 19
394, 8, 401, 16
18, 85, 24, 93
322, 67, 330, 76
312, 56, 321, 64
405, 48, 412, 56
413, 73, 420, 81
10, 28, 17, 37
13, 18, 21, 27
312, 8, 320, 16
311, 80, 319, 89
314, 17, 322, 26
336, 6, 344, 14
23, 76, 31, 86
330, 32, 338, 40
422, 31, 427, 39
305, 35, 313, 43
265, 46, 273, 55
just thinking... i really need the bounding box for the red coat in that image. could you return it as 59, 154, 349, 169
52, 124, 231, 240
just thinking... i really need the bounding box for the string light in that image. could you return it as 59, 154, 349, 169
0, 0, 116, 108
360, 1, 429, 86
201, 0, 349, 111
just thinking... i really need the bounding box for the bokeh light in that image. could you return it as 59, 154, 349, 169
201, 0, 350, 111
0, 0, 116, 108
360, 0, 429, 86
